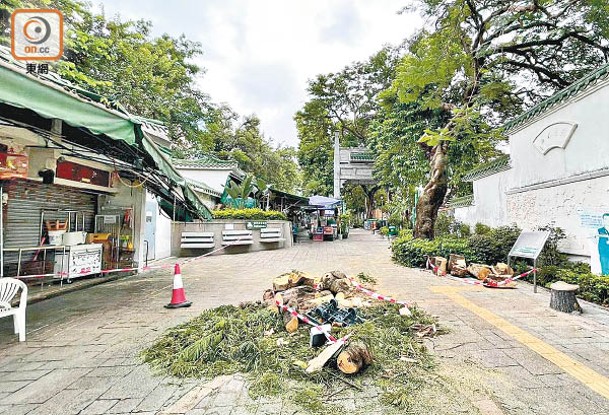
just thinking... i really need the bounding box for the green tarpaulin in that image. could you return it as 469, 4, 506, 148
0, 62, 212, 221
0, 63, 137, 144
141, 134, 213, 220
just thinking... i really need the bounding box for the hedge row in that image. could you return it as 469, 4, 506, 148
212, 208, 287, 221
535, 263, 609, 306
391, 225, 521, 267
392, 225, 609, 308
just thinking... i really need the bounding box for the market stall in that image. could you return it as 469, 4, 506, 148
304, 196, 343, 242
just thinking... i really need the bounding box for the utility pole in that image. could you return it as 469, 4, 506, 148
333, 132, 340, 199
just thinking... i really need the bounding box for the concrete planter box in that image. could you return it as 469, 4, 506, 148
172, 220, 292, 257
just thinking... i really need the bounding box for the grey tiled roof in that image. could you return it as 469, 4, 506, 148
462, 155, 511, 182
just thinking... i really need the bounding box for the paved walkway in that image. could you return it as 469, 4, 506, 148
1, 230, 609, 414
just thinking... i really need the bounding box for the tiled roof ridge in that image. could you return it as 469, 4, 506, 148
504, 63, 609, 132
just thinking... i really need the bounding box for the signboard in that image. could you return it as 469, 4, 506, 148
508, 231, 550, 260
68, 244, 102, 279
246, 221, 267, 230
324, 209, 335, 217
508, 231, 550, 293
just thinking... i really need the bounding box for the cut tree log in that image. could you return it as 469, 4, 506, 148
550, 281, 582, 313
320, 272, 353, 295
448, 254, 466, 271
468, 263, 492, 279
283, 311, 299, 333
273, 271, 305, 291
282, 299, 299, 333
432, 256, 447, 275
263, 289, 279, 313
493, 263, 514, 276
276, 286, 331, 313
337, 342, 372, 375
306, 339, 346, 373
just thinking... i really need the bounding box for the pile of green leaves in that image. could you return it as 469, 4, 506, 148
142, 303, 441, 413
212, 208, 287, 221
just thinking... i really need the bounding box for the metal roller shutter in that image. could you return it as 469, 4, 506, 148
3, 179, 97, 249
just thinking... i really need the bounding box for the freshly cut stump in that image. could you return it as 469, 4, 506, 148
549, 281, 582, 313
337, 342, 372, 375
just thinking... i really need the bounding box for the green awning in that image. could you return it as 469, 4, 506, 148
141, 134, 213, 220
0, 61, 212, 221
0, 63, 137, 144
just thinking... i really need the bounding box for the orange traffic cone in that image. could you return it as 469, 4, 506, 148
165, 264, 192, 309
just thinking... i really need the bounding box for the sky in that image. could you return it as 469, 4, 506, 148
94, 1, 422, 147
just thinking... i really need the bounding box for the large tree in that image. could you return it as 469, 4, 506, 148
1, 0, 208, 147
392, 0, 609, 239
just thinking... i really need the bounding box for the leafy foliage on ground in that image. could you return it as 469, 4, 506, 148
212, 208, 287, 221
141, 303, 443, 413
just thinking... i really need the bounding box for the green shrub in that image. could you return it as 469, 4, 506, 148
391, 236, 479, 268
434, 212, 453, 237
555, 269, 609, 306
212, 208, 287, 221
434, 212, 470, 238
537, 224, 568, 267
458, 223, 471, 238
474, 223, 491, 235
467, 224, 521, 264
379, 226, 390, 236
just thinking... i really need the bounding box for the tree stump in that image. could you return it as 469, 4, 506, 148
549, 281, 582, 313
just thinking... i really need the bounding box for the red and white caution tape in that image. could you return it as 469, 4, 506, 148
275, 299, 341, 343
346, 277, 411, 307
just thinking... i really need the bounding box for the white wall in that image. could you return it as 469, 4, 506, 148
506, 175, 609, 257
509, 80, 609, 189
178, 168, 231, 194
460, 79, 609, 261
456, 170, 510, 228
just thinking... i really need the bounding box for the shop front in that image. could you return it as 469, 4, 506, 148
304, 196, 343, 242
0, 50, 212, 285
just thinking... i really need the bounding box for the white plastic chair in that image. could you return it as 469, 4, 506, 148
0, 278, 28, 342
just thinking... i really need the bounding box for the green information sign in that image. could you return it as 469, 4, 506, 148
246, 221, 268, 230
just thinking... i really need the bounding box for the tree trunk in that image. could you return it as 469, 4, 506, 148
414, 144, 448, 239
361, 185, 380, 219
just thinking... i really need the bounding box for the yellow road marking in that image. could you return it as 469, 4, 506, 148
430, 286, 609, 399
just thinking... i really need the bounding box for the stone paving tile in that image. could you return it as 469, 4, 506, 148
99, 366, 160, 400
0, 380, 31, 393
2, 368, 91, 405
0, 404, 38, 415
79, 399, 119, 415
0, 230, 609, 414
106, 397, 143, 413
26, 386, 108, 415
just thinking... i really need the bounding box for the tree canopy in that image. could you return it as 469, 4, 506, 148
1, 0, 301, 194
295, 0, 609, 235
